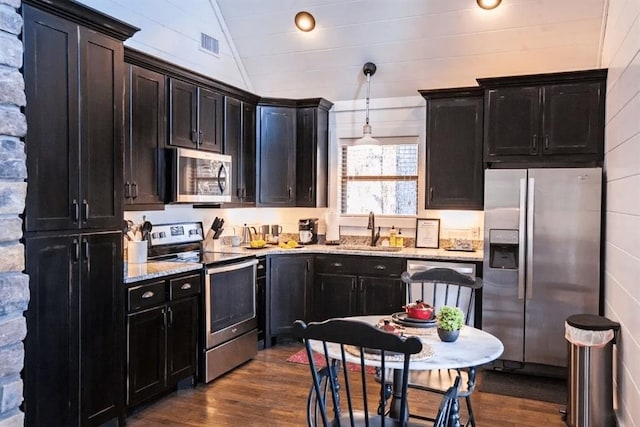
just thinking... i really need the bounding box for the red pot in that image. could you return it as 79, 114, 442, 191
403, 300, 434, 320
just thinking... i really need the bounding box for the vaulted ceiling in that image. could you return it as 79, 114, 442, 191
215, 0, 607, 102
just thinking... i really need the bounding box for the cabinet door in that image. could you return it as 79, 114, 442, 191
358, 276, 405, 316
426, 96, 483, 209
198, 88, 223, 152
79, 232, 124, 424
169, 79, 198, 149
79, 28, 124, 230
23, 6, 80, 232
269, 255, 312, 336
296, 107, 318, 206
484, 86, 541, 160
542, 82, 603, 157
242, 103, 257, 204
312, 273, 357, 321
257, 106, 296, 206
24, 234, 79, 426
166, 297, 199, 386
126, 64, 166, 209
127, 306, 166, 407
224, 97, 244, 203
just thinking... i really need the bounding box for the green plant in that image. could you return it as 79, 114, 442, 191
436, 306, 464, 331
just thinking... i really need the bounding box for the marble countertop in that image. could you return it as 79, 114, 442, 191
124, 261, 202, 284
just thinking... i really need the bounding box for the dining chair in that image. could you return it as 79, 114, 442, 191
292, 318, 424, 427
383, 267, 482, 427
433, 375, 462, 427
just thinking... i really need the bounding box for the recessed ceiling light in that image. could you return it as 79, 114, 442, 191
477, 0, 502, 10
295, 11, 315, 32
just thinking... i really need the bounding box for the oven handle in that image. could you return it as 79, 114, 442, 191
206, 258, 258, 275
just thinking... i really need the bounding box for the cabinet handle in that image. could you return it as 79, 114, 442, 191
308, 187, 312, 201
72, 199, 79, 222
82, 199, 89, 222
167, 306, 173, 325
83, 238, 89, 261
306, 259, 310, 272
257, 264, 265, 270
429, 187, 434, 201
191, 129, 197, 143
198, 130, 203, 146
141, 291, 154, 299
544, 136, 549, 150
288, 187, 292, 199
131, 182, 138, 198
180, 283, 192, 290
532, 134, 538, 152
374, 265, 386, 270
242, 188, 247, 198
330, 262, 343, 267
73, 239, 79, 262
125, 181, 131, 198
358, 279, 363, 292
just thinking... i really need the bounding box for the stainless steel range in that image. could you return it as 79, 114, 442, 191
148, 222, 258, 383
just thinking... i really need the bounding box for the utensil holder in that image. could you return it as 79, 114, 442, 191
127, 240, 147, 264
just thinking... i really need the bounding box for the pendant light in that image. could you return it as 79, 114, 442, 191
477, 0, 502, 10
355, 62, 379, 144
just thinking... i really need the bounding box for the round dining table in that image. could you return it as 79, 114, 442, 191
308, 315, 504, 422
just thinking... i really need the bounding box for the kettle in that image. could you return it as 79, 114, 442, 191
238, 224, 257, 245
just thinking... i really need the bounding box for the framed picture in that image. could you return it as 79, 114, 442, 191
415, 218, 440, 249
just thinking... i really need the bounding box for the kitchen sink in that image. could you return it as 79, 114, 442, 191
331, 245, 403, 252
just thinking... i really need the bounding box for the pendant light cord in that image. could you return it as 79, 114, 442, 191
365, 71, 371, 125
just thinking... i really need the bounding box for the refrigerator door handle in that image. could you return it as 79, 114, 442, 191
518, 178, 527, 300
526, 177, 535, 299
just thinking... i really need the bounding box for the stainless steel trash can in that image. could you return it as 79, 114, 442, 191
565, 314, 620, 427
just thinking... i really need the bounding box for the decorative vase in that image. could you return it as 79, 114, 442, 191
437, 328, 460, 342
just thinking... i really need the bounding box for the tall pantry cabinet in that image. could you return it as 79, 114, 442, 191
22, 1, 138, 425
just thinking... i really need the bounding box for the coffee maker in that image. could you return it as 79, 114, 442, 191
298, 218, 318, 244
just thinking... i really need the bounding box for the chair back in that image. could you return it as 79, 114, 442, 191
433, 375, 461, 427
403, 268, 482, 326
293, 319, 423, 427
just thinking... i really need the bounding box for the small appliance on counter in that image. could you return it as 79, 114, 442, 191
298, 218, 318, 244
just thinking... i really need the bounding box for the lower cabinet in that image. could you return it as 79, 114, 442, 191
24, 232, 124, 426
312, 255, 405, 321
256, 256, 267, 343
267, 254, 313, 342
126, 272, 200, 408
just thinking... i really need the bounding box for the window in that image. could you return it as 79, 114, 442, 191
340, 142, 418, 215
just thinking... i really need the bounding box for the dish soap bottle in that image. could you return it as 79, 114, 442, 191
389, 226, 397, 247
396, 229, 404, 247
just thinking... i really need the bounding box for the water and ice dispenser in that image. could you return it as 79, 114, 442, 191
488, 229, 519, 269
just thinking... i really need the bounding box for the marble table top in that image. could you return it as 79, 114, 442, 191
309, 315, 504, 371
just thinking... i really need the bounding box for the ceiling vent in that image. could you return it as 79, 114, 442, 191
200, 33, 219, 56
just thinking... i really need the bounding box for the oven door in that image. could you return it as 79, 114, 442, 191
205, 258, 258, 348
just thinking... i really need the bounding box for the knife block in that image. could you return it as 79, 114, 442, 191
203, 229, 224, 252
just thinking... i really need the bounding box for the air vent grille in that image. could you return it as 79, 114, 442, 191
200, 33, 219, 56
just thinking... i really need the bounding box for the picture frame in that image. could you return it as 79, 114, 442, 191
415, 218, 440, 249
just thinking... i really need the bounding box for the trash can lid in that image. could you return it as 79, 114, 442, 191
566, 314, 620, 331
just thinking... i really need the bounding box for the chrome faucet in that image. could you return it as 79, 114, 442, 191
367, 211, 380, 246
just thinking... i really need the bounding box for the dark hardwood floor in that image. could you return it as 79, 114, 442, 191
127, 342, 567, 426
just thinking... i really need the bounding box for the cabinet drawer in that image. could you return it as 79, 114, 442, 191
169, 274, 201, 300
315, 255, 405, 277
128, 281, 166, 312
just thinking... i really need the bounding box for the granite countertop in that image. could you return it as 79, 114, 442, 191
124, 261, 202, 284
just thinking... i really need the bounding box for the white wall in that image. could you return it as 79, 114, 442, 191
601, 0, 640, 425
76, 0, 251, 92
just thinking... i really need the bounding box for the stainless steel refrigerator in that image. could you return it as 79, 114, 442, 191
483, 167, 602, 367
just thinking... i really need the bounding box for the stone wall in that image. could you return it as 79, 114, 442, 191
0, 0, 27, 426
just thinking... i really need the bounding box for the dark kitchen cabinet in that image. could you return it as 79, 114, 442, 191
24, 231, 124, 427
296, 99, 333, 207
124, 64, 166, 210
312, 255, 405, 321
169, 78, 223, 152
267, 255, 313, 341
224, 96, 257, 205
256, 257, 267, 343
257, 105, 297, 206
126, 272, 201, 408
478, 69, 607, 166
420, 88, 484, 210
23, 2, 135, 232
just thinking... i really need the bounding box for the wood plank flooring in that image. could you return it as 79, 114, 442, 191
127, 342, 567, 426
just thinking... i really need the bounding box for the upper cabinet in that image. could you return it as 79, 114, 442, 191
23, 0, 137, 233
478, 69, 607, 166
420, 87, 484, 210
124, 63, 166, 210
224, 97, 256, 205
169, 78, 223, 153
257, 98, 333, 207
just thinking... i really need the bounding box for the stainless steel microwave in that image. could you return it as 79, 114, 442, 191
169, 148, 232, 203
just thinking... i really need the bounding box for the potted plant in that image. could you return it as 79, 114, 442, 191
436, 305, 464, 342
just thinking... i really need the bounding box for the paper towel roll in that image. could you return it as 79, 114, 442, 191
325, 212, 340, 242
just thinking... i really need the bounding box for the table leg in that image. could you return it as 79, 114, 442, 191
389, 369, 408, 423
